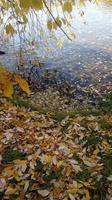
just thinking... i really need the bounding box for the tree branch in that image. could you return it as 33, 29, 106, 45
43, 0, 72, 41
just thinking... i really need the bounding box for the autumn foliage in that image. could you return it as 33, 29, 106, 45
0, 67, 30, 98
0, 0, 100, 98
0, 103, 112, 199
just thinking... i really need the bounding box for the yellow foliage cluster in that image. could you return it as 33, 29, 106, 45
0, 0, 91, 36
0, 67, 30, 98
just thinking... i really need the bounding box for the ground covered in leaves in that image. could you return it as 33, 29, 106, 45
0, 101, 112, 200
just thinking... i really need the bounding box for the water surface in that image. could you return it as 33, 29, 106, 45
0, 1, 112, 101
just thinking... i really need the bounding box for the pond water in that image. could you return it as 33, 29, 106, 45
0, 1, 112, 102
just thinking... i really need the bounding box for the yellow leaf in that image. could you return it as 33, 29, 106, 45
83, 188, 90, 200
53, 21, 58, 30
15, 75, 30, 95
47, 19, 52, 30
80, 0, 86, 6
55, 16, 62, 28
68, 181, 78, 194
0, 66, 7, 73
5, 24, 16, 36
19, 0, 31, 10
80, 11, 84, 17
61, 18, 67, 25
3, 80, 13, 98
93, 149, 99, 155
31, 0, 43, 10
68, 188, 77, 194
22, 15, 28, 24
0, 67, 13, 98
3, 166, 14, 177
63, 198, 68, 200
41, 155, 52, 164
14, 160, 27, 165
78, 183, 83, 189
63, 1, 72, 13
5, 186, 17, 195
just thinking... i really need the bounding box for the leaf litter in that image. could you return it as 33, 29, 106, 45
0, 101, 112, 200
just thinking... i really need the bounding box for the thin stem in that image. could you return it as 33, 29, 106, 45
43, 0, 72, 41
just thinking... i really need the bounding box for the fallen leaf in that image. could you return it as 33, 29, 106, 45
38, 189, 50, 197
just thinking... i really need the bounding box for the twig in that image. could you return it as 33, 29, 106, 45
43, 0, 72, 41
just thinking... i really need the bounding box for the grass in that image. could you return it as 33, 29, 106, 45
9, 96, 88, 122
94, 151, 112, 200
35, 160, 44, 172
2, 149, 26, 164
35, 160, 63, 183
85, 133, 101, 147
10, 96, 49, 114
99, 120, 112, 129
75, 168, 91, 182
9, 195, 18, 200
99, 101, 112, 113
10, 97, 37, 110
9, 91, 112, 123
101, 151, 112, 177
73, 150, 112, 200
52, 112, 67, 122
99, 91, 112, 113
0, 192, 4, 200
43, 168, 63, 182
69, 109, 102, 117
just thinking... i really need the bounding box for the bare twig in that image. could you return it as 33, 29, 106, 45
43, 0, 72, 41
